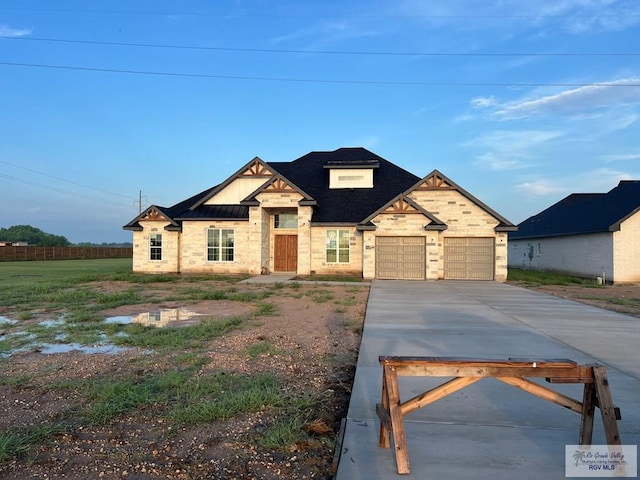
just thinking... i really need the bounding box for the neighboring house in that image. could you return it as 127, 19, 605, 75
124, 148, 516, 281
508, 180, 640, 283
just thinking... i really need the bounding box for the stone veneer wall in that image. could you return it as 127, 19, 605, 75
362, 213, 434, 280
308, 227, 363, 276
180, 221, 252, 274
412, 189, 506, 281
132, 221, 180, 273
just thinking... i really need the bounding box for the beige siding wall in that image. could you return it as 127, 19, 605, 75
132, 221, 180, 273
180, 221, 253, 274
205, 177, 269, 205
310, 226, 363, 276
613, 211, 640, 283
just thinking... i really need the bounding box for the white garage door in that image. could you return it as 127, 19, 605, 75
376, 237, 425, 280
444, 237, 495, 280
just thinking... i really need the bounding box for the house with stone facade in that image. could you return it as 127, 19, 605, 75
124, 148, 516, 281
508, 180, 640, 283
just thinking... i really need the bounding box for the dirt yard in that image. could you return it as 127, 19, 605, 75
1, 276, 638, 480
0, 280, 368, 480
515, 282, 640, 319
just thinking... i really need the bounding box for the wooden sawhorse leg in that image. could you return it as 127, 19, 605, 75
377, 365, 411, 474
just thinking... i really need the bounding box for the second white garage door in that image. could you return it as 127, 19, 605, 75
376, 237, 425, 280
444, 237, 495, 280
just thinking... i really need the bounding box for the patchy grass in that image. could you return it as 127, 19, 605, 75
251, 302, 277, 317
0, 259, 369, 476
171, 373, 282, 424
0, 425, 67, 462
308, 289, 334, 304
295, 274, 364, 283
507, 269, 599, 286
112, 317, 244, 350
578, 296, 640, 307
246, 340, 278, 358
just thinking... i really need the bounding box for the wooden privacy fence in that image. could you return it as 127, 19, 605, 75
377, 356, 623, 475
0, 246, 133, 261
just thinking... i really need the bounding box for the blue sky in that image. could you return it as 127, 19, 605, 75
1, 0, 639, 243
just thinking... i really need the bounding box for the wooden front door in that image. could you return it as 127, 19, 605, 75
274, 235, 298, 272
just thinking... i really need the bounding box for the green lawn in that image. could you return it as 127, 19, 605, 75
0, 258, 133, 289
507, 268, 599, 286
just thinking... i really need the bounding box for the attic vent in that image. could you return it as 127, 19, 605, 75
338, 175, 365, 182
329, 168, 373, 189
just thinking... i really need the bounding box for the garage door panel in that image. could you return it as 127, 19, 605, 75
444, 237, 494, 280
376, 237, 425, 280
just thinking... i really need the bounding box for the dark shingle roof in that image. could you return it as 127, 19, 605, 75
510, 180, 640, 239
175, 205, 249, 220
268, 147, 420, 223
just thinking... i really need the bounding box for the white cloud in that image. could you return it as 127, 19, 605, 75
270, 19, 379, 48
465, 130, 562, 172
474, 152, 525, 171
397, 0, 640, 33
602, 153, 640, 162
0, 24, 32, 37
516, 167, 636, 197
474, 78, 640, 120
471, 96, 498, 109
516, 180, 567, 196
465, 129, 564, 151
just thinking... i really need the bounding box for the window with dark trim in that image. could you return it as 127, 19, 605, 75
149, 233, 162, 261
326, 229, 350, 263
207, 229, 234, 262
274, 213, 298, 229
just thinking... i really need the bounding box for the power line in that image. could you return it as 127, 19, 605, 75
0, 6, 639, 19
3, 36, 639, 57
0, 173, 136, 210
0, 159, 132, 200
1, 61, 639, 87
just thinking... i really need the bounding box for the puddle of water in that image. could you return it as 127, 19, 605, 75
0, 316, 18, 326
3, 308, 206, 359
39, 317, 66, 327
39, 343, 128, 355
105, 309, 203, 328
104, 315, 133, 325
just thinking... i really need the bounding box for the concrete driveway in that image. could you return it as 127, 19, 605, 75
335, 281, 640, 479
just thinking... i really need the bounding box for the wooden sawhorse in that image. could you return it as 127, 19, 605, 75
376, 356, 622, 475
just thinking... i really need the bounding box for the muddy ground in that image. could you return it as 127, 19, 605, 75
0, 281, 368, 480
1, 278, 638, 479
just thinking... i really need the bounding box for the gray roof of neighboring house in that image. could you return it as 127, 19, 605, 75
510, 180, 640, 240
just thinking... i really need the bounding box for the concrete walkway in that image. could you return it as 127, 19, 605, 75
336, 281, 640, 479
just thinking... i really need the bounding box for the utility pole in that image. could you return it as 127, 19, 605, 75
136, 190, 148, 214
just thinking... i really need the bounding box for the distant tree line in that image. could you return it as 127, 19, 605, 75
0, 225, 133, 247
0, 225, 70, 246
75, 242, 133, 247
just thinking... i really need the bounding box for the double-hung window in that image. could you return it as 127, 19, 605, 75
326, 229, 350, 263
207, 229, 234, 262
149, 233, 162, 261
